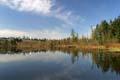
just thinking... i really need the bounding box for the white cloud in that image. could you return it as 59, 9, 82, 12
0, 29, 26, 37
0, 0, 53, 14
0, 0, 82, 25
27, 29, 68, 39
53, 8, 75, 25
0, 29, 68, 39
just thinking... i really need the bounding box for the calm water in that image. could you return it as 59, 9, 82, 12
0, 51, 120, 80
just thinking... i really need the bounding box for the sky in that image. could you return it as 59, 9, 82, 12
0, 0, 120, 39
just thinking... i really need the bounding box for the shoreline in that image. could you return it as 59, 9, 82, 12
1, 41, 120, 53
55, 44, 120, 53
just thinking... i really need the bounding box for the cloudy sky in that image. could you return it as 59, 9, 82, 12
0, 0, 120, 39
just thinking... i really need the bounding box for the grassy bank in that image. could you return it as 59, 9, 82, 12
1, 38, 120, 53
57, 43, 120, 52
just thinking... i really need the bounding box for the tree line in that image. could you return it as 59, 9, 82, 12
92, 16, 120, 44
0, 15, 120, 48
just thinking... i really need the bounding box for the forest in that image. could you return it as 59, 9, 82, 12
92, 16, 120, 44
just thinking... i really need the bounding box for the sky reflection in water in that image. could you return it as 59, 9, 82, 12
0, 51, 120, 80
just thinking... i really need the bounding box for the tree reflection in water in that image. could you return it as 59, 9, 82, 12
92, 52, 120, 75
0, 47, 120, 75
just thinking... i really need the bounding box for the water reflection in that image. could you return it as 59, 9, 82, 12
92, 52, 120, 74
0, 49, 120, 80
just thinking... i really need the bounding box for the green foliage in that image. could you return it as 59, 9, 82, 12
92, 16, 120, 44
71, 29, 79, 43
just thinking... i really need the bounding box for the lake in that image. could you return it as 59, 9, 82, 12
0, 50, 120, 80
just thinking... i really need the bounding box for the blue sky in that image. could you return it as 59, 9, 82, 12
0, 0, 120, 39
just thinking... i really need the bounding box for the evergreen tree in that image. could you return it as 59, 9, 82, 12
71, 29, 78, 43
92, 16, 120, 44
